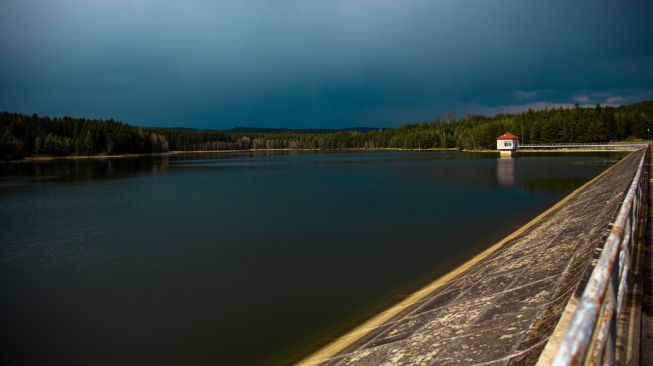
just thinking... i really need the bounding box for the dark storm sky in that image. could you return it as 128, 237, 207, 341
1, 0, 652, 129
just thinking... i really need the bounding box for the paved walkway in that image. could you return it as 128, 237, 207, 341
301, 149, 645, 366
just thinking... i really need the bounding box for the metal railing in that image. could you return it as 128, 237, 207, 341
519, 143, 646, 150
551, 145, 649, 365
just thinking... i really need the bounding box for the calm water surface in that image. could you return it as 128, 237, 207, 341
0, 151, 626, 365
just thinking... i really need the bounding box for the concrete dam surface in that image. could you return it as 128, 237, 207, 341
301, 149, 645, 366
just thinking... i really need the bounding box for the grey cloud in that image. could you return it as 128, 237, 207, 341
1, 0, 652, 128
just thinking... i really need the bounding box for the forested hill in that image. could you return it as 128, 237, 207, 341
2, 100, 652, 160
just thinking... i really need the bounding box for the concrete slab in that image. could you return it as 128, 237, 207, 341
299, 149, 646, 366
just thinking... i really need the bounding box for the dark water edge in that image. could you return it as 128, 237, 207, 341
0, 150, 627, 365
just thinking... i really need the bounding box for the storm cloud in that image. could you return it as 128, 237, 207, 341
1, 0, 652, 128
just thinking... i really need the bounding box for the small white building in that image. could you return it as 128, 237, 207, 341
496, 132, 519, 157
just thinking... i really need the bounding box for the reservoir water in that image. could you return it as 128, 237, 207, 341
0, 151, 626, 365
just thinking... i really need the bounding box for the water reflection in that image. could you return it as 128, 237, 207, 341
0, 151, 627, 195
496, 158, 515, 187
0, 157, 170, 188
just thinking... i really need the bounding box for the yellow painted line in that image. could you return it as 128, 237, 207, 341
297, 149, 640, 366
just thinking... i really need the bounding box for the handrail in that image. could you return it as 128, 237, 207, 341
551, 145, 649, 365
520, 143, 645, 149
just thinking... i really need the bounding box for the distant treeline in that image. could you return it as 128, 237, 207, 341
2, 100, 652, 160
0, 113, 169, 160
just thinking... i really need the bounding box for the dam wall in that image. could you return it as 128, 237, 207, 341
300, 148, 648, 366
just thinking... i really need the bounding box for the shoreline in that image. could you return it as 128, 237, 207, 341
1, 146, 638, 165
0, 147, 636, 164
0, 147, 459, 164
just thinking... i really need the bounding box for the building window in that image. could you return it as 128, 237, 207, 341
504, 141, 512, 147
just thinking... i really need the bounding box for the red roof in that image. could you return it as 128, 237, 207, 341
496, 132, 519, 140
